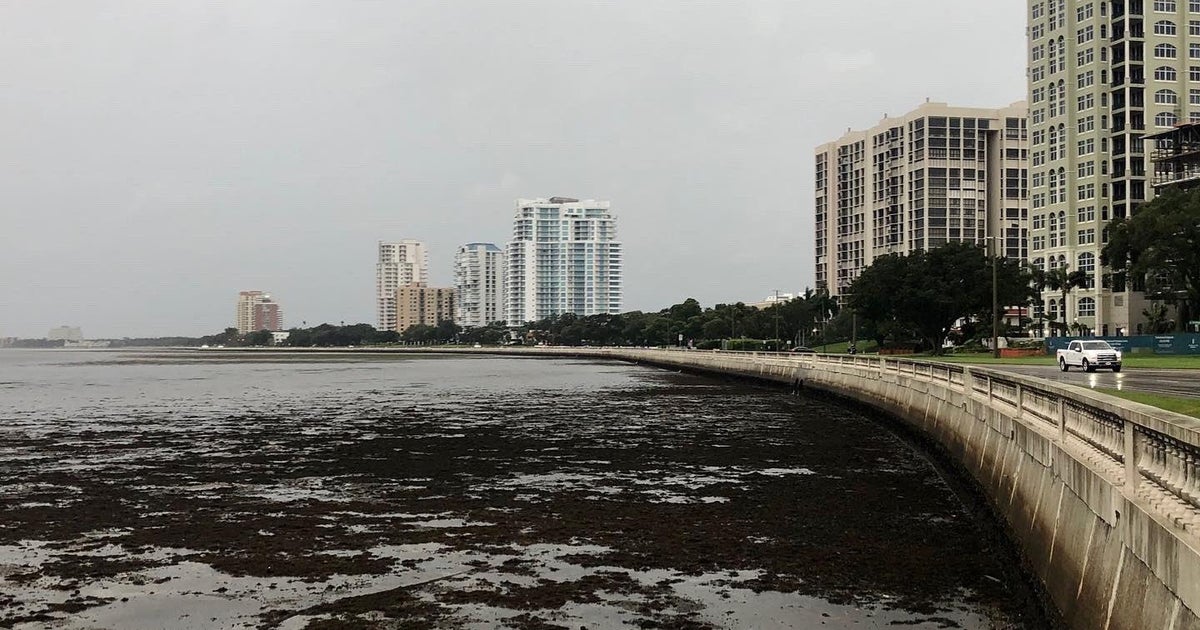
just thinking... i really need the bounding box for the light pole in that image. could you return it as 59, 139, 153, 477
986, 231, 1010, 359
772, 289, 781, 351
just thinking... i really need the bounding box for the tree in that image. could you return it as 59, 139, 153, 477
848, 242, 1034, 354
1043, 265, 1090, 336
1102, 185, 1200, 330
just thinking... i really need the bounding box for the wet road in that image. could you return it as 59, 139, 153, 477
970, 364, 1200, 399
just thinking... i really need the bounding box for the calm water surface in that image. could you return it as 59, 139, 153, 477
0, 349, 1051, 629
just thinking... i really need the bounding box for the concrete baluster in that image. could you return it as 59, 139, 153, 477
1124, 423, 1140, 491
1058, 398, 1067, 443
1166, 442, 1181, 494
1014, 384, 1023, 417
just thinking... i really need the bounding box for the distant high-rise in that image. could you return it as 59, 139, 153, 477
46, 326, 83, 342
376, 240, 429, 332
235, 291, 282, 333
395, 284, 456, 333
504, 197, 622, 326
454, 243, 505, 329
814, 101, 1030, 300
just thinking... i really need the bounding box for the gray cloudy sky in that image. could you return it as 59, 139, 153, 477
0, 1, 1026, 338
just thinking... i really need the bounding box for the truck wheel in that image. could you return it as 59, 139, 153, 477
1112, 365, 1122, 373
1083, 358, 1094, 372
1060, 358, 1069, 372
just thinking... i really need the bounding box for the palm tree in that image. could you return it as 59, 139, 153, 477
1045, 264, 1090, 336
1143, 302, 1170, 334
1029, 263, 1048, 337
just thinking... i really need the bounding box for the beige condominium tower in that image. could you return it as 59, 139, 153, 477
814, 101, 1030, 301
376, 240, 429, 332
1027, 0, 1199, 335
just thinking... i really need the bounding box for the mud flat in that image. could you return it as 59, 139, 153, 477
0, 351, 1052, 628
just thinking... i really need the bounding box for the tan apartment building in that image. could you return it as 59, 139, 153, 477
395, 284, 455, 333
1027, 0, 1200, 335
377, 240, 429, 332
235, 291, 282, 334
814, 101, 1030, 300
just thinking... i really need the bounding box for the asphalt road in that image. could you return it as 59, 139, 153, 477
974, 364, 1200, 399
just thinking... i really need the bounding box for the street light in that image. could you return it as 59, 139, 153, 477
986, 225, 1019, 359
772, 289, 782, 351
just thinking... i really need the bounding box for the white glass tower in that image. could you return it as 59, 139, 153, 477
453, 243, 505, 329
376, 240, 429, 332
504, 197, 622, 326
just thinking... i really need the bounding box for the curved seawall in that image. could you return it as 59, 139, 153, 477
539, 347, 1200, 630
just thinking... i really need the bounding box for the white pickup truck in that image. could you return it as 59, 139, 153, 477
1057, 340, 1122, 373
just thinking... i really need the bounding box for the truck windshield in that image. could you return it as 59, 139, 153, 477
1080, 341, 1113, 350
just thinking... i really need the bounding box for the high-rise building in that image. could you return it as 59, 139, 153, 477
504, 197, 623, 326
395, 284, 455, 333
377, 240, 429, 332
1026, 0, 1197, 335
454, 243, 505, 329
814, 101, 1030, 300
235, 291, 282, 333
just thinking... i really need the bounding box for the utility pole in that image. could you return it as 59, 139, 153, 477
990, 235, 1000, 359
851, 310, 857, 353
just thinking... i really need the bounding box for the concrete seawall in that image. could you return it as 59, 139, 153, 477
468, 347, 1200, 630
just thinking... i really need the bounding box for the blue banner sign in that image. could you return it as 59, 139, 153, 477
1043, 335, 1200, 355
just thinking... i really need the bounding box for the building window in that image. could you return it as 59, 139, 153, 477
1078, 205, 1096, 222
1156, 89, 1180, 105
1156, 20, 1178, 35
1192, 43, 1200, 59
1077, 25, 1095, 44
1079, 228, 1097, 245
1077, 93, 1094, 111
1157, 66, 1179, 81
1156, 111, 1180, 127
1155, 0, 1178, 11
1077, 161, 1095, 178
1077, 48, 1094, 67
1078, 297, 1096, 317
1193, 66, 1200, 81
1156, 43, 1179, 59
1191, 20, 1200, 35
1077, 70, 1095, 89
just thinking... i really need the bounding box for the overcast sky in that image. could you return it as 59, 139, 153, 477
0, 1, 1026, 338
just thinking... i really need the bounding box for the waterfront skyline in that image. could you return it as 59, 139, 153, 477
0, 2, 1025, 338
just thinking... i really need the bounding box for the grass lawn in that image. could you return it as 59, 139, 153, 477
1094, 388, 1200, 419
902, 353, 1200, 370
